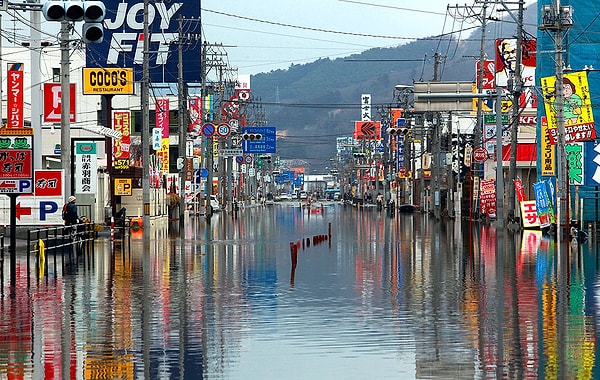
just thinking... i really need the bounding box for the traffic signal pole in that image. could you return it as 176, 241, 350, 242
60, 21, 72, 200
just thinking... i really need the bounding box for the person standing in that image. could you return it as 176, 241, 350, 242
63, 196, 79, 226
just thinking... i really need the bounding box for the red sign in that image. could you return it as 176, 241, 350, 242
473, 147, 488, 162
0, 150, 32, 178
7, 63, 24, 129
155, 99, 169, 138
188, 97, 202, 133
33, 170, 63, 197
113, 111, 131, 169
476, 59, 496, 90
15, 202, 32, 220
547, 123, 597, 145
43, 83, 76, 123
353, 121, 381, 140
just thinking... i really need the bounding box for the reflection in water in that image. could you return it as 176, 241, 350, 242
0, 205, 598, 378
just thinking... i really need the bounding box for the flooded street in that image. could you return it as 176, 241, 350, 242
0, 202, 599, 379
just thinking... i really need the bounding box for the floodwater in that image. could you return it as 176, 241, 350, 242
0, 202, 599, 379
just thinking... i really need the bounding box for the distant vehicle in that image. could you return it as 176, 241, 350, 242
299, 191, 308, 200
278, 193, 293, 201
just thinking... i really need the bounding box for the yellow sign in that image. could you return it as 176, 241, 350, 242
114, 178, 132, 196
83, 68, 134, 95
541, 71, 594, 129
540, 117, 555, 176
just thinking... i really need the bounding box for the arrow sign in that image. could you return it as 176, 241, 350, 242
0, 181, 17, 192
15, 202, 31, 220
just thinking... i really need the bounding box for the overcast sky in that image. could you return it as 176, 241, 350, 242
200, 0, 539, 76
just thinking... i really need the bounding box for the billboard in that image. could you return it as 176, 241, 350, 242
85, 0, 201, 83
495, 38, 536, 87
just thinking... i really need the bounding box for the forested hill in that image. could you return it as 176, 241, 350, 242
250, 3, 538, 170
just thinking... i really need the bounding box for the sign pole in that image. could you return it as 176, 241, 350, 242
8, 194, 16, 291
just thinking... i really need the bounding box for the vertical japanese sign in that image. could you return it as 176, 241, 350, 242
566, 142, 584, 185
479, 179, 497, 218
155, 99, 169, 173
188, 97, 202, 133
533, 181, 555, 228
476, 59, 496, 90
541, 71, 596, 143
113, 111, 131, 170
75, 142, 97, 194
360, 94, 371, 121
7, 63, 24, 129
540, 117, 555, 176
203, 95, 214, 122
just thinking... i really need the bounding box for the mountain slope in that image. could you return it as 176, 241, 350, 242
250, 4, 538, 170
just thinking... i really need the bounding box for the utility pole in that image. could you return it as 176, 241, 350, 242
60, 21, 71, 200
142, 0, 150, 231
177, 15, 187, 227
449, 1, 494, 220
538, 1, 573, 240
507, 0, 525, 223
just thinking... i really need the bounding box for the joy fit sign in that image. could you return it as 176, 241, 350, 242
86, 1, 201, 83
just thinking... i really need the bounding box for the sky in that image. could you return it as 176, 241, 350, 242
200, 0, 539, 76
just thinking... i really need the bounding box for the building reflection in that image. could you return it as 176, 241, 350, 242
0, 210, 597, 378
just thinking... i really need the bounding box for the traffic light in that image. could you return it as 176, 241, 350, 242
82, 1, 105, 43
387, 127, 408, 136
42, 1, 105, 44
242, 133, 262, 141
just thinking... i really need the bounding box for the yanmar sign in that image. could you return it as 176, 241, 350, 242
85, 0, 201, 83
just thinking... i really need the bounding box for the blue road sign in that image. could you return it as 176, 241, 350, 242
241, 126, 277, 154
202, 123, 215, 137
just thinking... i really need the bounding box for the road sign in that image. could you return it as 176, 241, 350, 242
473, 147, 488, 162
202, 123, 215, 137
217, 123, 231, 137
43, 83, 76, 123
244, 155, 253, 164
218, 148, 243, 157
114, 178, 132, 196
241, 126, 276, 154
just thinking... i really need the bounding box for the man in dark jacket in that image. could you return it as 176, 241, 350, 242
64, 196, 79, 226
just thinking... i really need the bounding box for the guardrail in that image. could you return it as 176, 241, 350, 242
26, 222, 97, 284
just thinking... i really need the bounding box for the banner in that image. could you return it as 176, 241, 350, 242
533, 181, 555, 228
7, 63, 24, 129
113, 111, 131, 170
188, 97, 202, 133
514, 178, 527, 202
480, 179, 496, 218
541, 71, 596, 143
155, 99, 170, 173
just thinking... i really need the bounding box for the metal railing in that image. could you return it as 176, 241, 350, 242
26, 221, 97, 284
